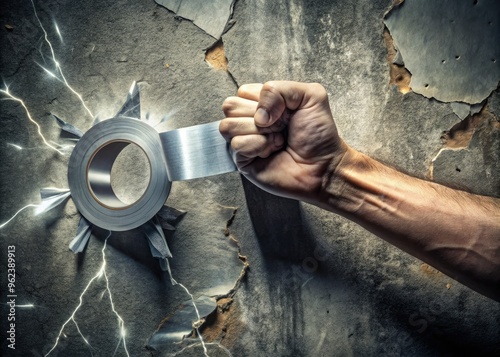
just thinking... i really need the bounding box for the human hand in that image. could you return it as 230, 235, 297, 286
220, 81, 348, 204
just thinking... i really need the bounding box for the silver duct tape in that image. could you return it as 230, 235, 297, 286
68, 117, 236, 231
160, 121, 236, 181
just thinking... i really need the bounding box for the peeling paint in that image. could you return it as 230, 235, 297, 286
429, 105, 500, 196
155, 0, 235, 39
383, 28, 411, 94
385, 0, 500, 104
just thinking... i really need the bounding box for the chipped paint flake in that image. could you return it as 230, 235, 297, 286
385, 0, 500, 104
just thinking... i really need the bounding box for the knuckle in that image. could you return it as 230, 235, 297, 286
219, 120, 231, 135
222, 97, 238, 114
230, 136, 244, 152
310, 82, 328, 100
262, 81, 278, 93
237, 84, 250, 97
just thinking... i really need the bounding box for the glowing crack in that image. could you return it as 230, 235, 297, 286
164, 259, 210, 357
44, 232, 130, 357
0, 203, 40, 229
2, 3, 244, 356
0, 87, 65, 155
0, 0, 95, 156
30, 0, 93, 119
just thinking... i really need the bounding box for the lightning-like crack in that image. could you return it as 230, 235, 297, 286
165, 260, 210, 357
0, 203, 40, 229
0, 87, 65, 154
44, 232, 130, 357
171, 342, 234, 357
7, 142, 23, 150
54, 21, 64, 43
30, 0, 94, 120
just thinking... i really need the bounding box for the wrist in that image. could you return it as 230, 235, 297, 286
318, 146, 369, 213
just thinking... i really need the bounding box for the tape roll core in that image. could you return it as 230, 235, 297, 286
87, 140, 152, 210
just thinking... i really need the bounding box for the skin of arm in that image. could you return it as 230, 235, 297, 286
219, 81, 500, 302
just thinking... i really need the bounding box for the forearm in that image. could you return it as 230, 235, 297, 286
320, 147, 500, 301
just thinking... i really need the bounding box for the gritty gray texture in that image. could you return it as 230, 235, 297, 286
384, 0, 500, 104
1, 0, 500, 357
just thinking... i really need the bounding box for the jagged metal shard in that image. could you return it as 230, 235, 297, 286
157, 205, 186, 230
36, 188, 71, 215
384, 0, 500, 104
147, 296, 217, 352
69, 216, 92, 253
143, 216, 173, 271
116, 81, 141, 119
53, 113, 84, 138
155, 0, 234, 39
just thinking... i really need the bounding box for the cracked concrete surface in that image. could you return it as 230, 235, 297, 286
1, 0, 500, 356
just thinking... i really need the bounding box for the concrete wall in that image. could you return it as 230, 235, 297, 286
1, 0, 499, 356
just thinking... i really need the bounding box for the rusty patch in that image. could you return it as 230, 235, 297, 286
205, 40, 228, 71
201, 298, 245, 348
383, 28, 412, 94
441, 104, 498, 149
429, 105, 499, 180
200, 207, 249, 347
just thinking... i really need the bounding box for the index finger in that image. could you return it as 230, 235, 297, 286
238, 83, 263, 101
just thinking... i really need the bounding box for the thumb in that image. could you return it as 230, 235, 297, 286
255, 81, 320, 127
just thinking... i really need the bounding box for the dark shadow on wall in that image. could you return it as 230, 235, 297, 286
241, 176, 316, 262
240, 176, 500, 356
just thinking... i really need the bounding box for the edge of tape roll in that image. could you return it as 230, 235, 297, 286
68, 117, 236, 231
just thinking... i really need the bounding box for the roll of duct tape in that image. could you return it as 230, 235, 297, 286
68, 116, 236, 231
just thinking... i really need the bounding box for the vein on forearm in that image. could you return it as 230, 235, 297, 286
321, 148, 500, 300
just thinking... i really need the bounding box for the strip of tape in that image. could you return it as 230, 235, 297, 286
68, 117, 236, 231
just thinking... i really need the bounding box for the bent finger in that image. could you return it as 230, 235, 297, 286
222, 96, 258, 117
220, 117, 283, 141
238, 83, 263, 101
230, 132, 284, 160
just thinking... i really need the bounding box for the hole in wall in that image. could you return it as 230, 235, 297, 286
205, 40, 228, 71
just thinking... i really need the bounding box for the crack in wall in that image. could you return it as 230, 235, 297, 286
147, 207, 249, 356
383, 27, 411, 95
429, 104, 500, 181
205, 39, 240, 88
202, 207, 249, 349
